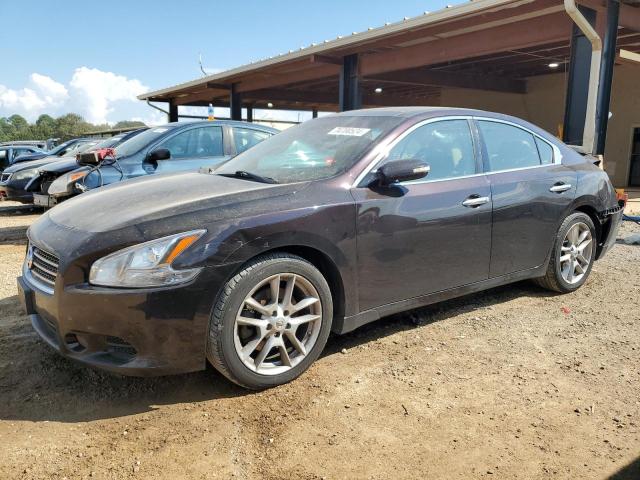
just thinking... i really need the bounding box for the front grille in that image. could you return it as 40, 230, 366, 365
28, 243, 59, 290
0, 173, 11, 182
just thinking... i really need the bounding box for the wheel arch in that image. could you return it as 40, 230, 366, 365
222, 236, 350, 333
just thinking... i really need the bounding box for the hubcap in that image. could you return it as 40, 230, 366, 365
233, 273, 322, 375
559, 222, 593, 285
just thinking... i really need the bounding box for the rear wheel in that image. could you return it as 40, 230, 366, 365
207, 253, 333, 389
535, 212, 596, 293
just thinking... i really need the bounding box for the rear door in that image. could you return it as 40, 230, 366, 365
475, 118, 577, 277
230, 127, 273, 156
352, 117, 492, 311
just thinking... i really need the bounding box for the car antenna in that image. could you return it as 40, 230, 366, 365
198, 53, 208, 77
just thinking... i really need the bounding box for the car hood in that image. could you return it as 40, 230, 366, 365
4, 157, 60, 173
13, 152, 47, 162
48, 171, 307, 234
37, 157, 79, 173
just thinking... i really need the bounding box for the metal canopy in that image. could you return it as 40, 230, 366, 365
138, 0, 640, 115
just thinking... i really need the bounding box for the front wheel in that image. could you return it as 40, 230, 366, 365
207, 253, 333, 389
535, 212, 596, 293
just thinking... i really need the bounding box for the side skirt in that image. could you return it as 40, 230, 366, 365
335, 264, 546, 335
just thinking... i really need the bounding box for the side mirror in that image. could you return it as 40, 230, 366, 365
148, 148, 171, 161
375, 159, 430, 186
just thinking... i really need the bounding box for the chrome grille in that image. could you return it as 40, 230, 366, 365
28, 243, 59, 290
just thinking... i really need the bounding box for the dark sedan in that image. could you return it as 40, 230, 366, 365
18, 108, 623, 389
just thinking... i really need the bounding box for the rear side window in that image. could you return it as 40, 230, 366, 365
478, 121, 541, 171
384, 119, 476, 181
535, 137, 554, 164
234, 128, 272, 154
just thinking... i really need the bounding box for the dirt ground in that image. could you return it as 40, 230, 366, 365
0, 201, 639, 480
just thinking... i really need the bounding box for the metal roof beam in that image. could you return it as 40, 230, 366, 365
359, 12, 572, 76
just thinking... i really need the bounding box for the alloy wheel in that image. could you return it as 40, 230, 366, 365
559, 222, 593, 285
233, 273, 322, 375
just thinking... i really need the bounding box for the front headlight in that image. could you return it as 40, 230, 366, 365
89, 230, 206, 288
12, 168, 38, 181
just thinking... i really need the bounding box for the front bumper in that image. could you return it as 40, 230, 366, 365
0, 183, 33, 203
17, 262, 232, 376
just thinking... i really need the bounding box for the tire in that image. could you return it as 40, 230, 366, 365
207, 252, 333, 389
535, 212, 597, 293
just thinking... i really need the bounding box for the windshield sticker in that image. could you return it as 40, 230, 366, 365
328, 127, 371, 137
152, 128, 168, 133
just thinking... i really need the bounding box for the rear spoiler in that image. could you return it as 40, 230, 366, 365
567, 145, 602, 167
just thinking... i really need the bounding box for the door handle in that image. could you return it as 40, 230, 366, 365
462, 195, 490, 208
549, 182, 572, 193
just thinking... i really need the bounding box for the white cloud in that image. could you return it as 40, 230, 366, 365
0, 73, 68, 115
0, 68, 153, 125
69, 67, 148, 124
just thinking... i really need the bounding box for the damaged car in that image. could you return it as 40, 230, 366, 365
42, 121, 277, 205
18, 108, 623, 389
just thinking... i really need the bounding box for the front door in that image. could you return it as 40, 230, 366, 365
154, 125, 229, 174
475, 119, 577, 277
352, 118, 492, 312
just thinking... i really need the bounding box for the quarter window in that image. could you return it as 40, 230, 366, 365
233, 128, 272, 154
159, 126, 223, 159
383, 119, 476, 181
535, 137, 554, 165
478, 121, 541, 171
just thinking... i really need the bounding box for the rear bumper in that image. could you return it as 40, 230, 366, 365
597, 207, 623, 259
17, 262, 231, 376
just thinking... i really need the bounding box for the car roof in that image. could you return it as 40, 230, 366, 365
332, 106, 510, 118
162, 120, 279, 134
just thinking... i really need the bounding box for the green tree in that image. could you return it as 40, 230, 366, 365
113, 120, 146, 129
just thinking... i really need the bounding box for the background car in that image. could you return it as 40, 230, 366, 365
18, 108, 622, 389
26, 128, 148, 205
0, 140, 101, 203
11, 138, 95, 164
0, 145, 46, 172
45, 121, 277, 204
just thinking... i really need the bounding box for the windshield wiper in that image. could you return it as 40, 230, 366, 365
217, 170, 278, 184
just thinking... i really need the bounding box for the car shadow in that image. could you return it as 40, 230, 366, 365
0, 281, 552, 423
608, 456, 640, 479
0, 204, 43, 216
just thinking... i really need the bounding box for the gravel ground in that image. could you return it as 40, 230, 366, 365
0, 208, 638, 480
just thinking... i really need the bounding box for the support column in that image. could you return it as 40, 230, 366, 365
312, 107, 318, 119
563, 6, 597, 146
168, 101, 178, 123
246, 104, 253, 123
230, 83, 242, 121
339, 54, 361, 111
594, 0, 620, 155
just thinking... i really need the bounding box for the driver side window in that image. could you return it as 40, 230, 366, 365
384, 119, 476, 181
158, 126, 223, 159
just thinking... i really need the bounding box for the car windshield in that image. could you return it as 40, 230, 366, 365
72, 141, 100, 154
115, 126, 174, 157
47, 141, 75, 156
214, 116, 401, 183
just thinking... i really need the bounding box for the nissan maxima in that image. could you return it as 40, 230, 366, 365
18, 108, 623, 389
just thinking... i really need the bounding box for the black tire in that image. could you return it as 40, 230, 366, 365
207, 252, 333, 389
535, 212, 596, 293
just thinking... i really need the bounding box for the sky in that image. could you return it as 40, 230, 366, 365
0, 0, 461, 125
